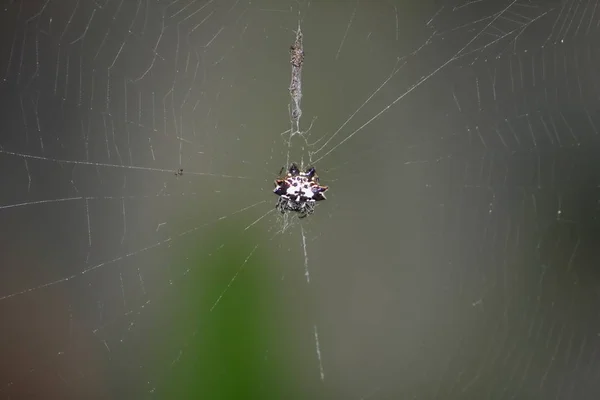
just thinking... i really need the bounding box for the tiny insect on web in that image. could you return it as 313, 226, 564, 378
273, 163, 328, 219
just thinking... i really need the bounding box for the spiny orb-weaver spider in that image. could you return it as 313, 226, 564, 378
273, 163, 329, 218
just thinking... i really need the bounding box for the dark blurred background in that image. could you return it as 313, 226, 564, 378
1, 0, 600, 399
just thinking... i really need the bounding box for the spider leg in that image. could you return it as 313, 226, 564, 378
289, 163, 299, 176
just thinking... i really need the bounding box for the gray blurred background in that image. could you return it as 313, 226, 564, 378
1, 0, 600, 399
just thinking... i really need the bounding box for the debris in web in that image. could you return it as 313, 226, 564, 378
289, 21, 304, 136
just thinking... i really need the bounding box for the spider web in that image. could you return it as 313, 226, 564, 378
1, 0, 599, 398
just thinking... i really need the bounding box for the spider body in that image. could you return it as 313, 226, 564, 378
273, 163, 328, 218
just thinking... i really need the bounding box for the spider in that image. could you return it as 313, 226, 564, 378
273, 163, 328, 218
174, 168, 183, 177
